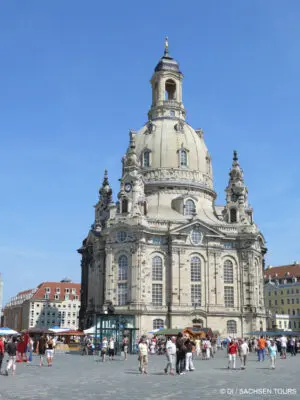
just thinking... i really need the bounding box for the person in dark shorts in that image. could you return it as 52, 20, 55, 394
108, 337, 115, 360
37, 335, 47, 367
5, 337, 17, 376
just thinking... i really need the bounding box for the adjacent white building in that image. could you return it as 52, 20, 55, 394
4, 279, 81, 331
79, 40, 267, 339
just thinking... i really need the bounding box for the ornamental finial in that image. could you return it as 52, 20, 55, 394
233, 150, 238, 162
164, 36, 169, 56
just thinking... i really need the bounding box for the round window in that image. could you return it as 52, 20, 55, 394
191, 229, 202, 245
116, 231, 127, 242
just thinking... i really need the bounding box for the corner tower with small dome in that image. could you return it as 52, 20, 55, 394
78, 41, 267, 342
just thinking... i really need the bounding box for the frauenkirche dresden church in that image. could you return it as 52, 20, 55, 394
78, 40, 267, 344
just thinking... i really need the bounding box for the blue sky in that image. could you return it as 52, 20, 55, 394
1, 0, 299, 304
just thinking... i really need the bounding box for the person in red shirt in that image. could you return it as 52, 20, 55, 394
0, 337, 5, 373
228, 340, 238, 369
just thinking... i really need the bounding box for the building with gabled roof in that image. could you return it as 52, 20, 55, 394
4, 280, 80, 331
264, 263, 300, 331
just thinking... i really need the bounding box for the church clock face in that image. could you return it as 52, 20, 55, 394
124, 183, 132, 192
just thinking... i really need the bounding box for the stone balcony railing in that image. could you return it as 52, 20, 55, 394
142, 168, 214, 190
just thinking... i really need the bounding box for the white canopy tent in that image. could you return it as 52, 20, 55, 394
49, 326, 72, 334
83, 326, 95, 334
0, 327, 19, 335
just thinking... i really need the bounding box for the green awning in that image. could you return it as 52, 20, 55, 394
154, 328, 183, 336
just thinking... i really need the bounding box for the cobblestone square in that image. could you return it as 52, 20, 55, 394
1, 350, 299, 400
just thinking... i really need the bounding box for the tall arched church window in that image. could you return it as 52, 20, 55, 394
143, 150, 150, 167
191, 257, 201, 282
153, 318, 164, 330
152, 256, 163, 306
191, 256, 201, 307
152, 256, 163, 281
230, 208, 237, 223
118, 255, 128, 281
184, 199, 196, 216
122, 199, 128, 214
165, 79, 176, 100
227, 320, 237, 334
118, 255, 128, 305
180, 149, 187, 167
223, 260, 233, 284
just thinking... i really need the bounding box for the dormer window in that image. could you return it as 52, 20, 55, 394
180, 149, 187, 167
143, 150, 151, 167
184, 199, 196, 216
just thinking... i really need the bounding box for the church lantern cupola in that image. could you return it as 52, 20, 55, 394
148, 38, 186, 121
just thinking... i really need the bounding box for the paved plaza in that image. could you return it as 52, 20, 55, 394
0, 350, 299, 400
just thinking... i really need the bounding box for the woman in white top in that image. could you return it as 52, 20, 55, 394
101, 337, 108, 362
108, 337, 115, 360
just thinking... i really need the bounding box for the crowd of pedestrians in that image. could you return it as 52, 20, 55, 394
1, 331, 300, 377
0, 333, 58, 376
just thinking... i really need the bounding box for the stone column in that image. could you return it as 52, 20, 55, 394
130, 243, 138, 303
214, 251, 223, 307
104, 246, 113, 304
207, 251, 214, 306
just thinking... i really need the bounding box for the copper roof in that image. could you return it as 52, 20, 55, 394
264, 264, 300, 279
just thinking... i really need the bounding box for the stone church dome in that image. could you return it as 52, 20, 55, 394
129, 38, 214, 195
133, 119, 213, 191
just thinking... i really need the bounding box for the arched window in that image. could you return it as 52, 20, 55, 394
227, 320, 237, 334
191, 257, 201, 282
143, 150, 150, 167
122, 199, 128, 213
118, 255, 128, 305
230, 208, 237, 223
224, 260, 233, 284
118, 255, 128, 281
152, 256, 163, 281
180, 149, 187, 167
152, 256, 163, 306
191, 256, 201, 306
153, 318, 164, 330
184, 199, 195, 216
165, 79, 176, 100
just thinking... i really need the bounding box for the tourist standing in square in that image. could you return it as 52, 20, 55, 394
138, 336, 148, 374
268, 340, 278, 369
